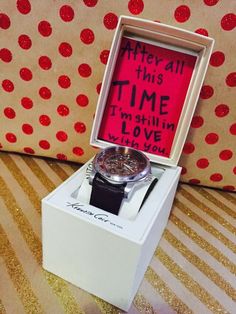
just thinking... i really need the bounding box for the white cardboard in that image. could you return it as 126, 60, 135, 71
42, 162, 181, 311
42, 15, 214, 311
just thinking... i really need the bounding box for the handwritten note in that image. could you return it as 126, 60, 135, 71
98, 37, 197, 157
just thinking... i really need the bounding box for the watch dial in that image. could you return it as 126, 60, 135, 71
105, 153, 143, 175
95, 146, 150, 181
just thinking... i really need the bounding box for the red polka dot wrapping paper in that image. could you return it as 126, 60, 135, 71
0, 0, 235, 190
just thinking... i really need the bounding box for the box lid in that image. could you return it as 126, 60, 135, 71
90, 16, 214, 167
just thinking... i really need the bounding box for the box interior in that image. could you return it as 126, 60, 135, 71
75, 158, 167, 220
43, 161, 180, 243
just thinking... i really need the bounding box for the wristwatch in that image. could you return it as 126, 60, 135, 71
89, 145, 153, 215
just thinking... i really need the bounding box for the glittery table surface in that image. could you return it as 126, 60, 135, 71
0, 151, 235, 314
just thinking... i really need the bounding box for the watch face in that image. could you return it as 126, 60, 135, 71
93, 146, 151, 183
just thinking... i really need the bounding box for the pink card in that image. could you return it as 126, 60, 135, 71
98, 37, 197, 157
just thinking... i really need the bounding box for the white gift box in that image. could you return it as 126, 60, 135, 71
42, 16, 214, 311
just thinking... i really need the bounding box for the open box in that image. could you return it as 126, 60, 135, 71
42, 16, 214, 311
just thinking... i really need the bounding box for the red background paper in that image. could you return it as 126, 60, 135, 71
98, 37, 197, 157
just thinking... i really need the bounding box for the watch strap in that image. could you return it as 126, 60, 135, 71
90, 173, 125, 215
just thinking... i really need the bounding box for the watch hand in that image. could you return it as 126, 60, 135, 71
124, 163, 133, 172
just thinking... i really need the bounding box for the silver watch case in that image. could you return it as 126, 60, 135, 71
89, 146, 152, 199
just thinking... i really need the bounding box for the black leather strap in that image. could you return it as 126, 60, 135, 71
90, 173, 125, 215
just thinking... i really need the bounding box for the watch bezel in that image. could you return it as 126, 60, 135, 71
92, 146, 151, 184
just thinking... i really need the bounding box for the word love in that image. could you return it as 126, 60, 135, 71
121, 121, 161, 142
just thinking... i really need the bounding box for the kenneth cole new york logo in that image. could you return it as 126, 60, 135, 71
66, 202, 123, 230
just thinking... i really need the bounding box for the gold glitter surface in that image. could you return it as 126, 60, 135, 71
216, 190, 236, 207
0, 299, 6, 314
133, 293, 157, 314
155, 247, 229, 314
0, 224, 44, 314
93, 296, 120, 314
0, 175, 42, 263
43, 271, 84, 314
0, 154, 42, 214
170, 214, 236, 275
175, 198, 236, 254
195, 187, 236, 218
145, 267, 192, 314
164, 229, 236, 301
21, 155, 56, 192
45, 160, 71, 181
179, 186, 236, 234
